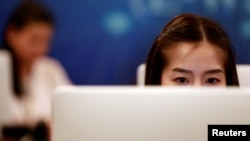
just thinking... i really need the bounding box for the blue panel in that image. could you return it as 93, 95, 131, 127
1, 0, 249, 85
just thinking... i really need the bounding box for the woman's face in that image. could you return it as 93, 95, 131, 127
7, 22, 53, 64
161, 41, 226, 87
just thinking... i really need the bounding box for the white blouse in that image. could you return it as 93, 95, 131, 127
5, 57, 71, 127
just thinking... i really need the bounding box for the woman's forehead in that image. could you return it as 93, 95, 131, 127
163, 41, 225, 70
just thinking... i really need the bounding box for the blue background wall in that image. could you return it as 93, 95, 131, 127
1, 0, 250, 85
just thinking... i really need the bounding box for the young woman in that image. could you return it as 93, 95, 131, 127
1, 1, 71, 140
145, 13, 239, 86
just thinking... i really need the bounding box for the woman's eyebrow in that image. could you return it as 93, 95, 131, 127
171, 68, 224, 74
172, 68, 192, 74
205, 69, 224, 74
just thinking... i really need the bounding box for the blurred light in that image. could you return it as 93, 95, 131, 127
203, 0, 218, 13
148, 0, 166, 16
239, 19, 250, 38
128, 0, 149, 21
182, 0, 197, 3
243, 0, 250, 14
148, 0, 180, 17
221, 0, 235, 13
103, 12, 132, 37
129, 0, 180, 20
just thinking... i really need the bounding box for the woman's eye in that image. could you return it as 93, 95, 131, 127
174, 77, 189, 84
206, 78, 219, 84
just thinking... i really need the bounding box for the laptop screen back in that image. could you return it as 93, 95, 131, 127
0, 50, 12, 124
53, 86, 250, 141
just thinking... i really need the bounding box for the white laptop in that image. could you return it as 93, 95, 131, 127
53, 86, 250, 141
0, 50, 12, 127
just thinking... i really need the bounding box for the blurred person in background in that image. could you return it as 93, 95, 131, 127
1, 1, 71, 140
145, 13, 239, 86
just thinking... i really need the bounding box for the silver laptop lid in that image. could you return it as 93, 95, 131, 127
53, 86, 250, 141
0, 50, 13, 124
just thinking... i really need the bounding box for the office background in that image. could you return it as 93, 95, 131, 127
1, 0, 250, 85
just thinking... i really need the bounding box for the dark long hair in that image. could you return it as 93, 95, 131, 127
2, 0, 54, 98
145, 13, 239, 86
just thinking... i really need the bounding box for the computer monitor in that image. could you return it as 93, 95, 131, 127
0, 50, 12, 126
52, 86, 250, 141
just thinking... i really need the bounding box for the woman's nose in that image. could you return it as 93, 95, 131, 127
193, 80, 202, 86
